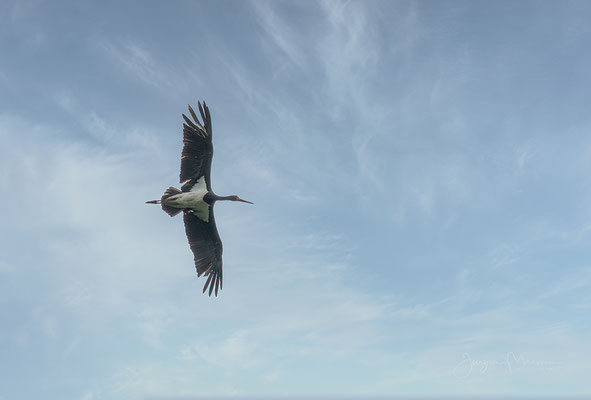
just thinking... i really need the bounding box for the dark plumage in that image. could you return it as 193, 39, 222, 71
146, 101, 252, 296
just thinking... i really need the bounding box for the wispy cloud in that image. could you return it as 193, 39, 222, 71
53, 91, 165, 153
0, 103, 395, 398
4, 1, 591, 398
253, 1, 307, 70
98, 39, 195, 97
538, 267, 591, 300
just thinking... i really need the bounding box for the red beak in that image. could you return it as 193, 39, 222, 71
236, 197, 253, 204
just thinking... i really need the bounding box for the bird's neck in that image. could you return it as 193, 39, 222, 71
210, 193, 234, 202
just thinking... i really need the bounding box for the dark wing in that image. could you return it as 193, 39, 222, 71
183, 208, 223, 296
180, 101, 213, 192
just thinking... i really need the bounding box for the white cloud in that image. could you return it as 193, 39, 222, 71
0, 99, 397, 398
97, 39, 195, 98
538, 267, 591, 300
80, 392, 94, 400
253, 1, 307, 70
4, 2, 591, 397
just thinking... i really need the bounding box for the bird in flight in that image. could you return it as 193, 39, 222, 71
146, 101, 252, 296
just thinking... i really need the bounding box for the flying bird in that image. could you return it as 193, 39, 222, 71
146, 101, 252, 296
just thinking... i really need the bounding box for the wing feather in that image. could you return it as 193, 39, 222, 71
182, 114, 199, 130
188, 104, 204, 129
198, 101, 206, 123
180, 102, 213, 191
203, 273, 214, 294
183, 209, 223, 296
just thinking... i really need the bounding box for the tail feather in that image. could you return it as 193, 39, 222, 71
161, 187, 182, 217
146, 187, 183, 217
162, 204, 182, 217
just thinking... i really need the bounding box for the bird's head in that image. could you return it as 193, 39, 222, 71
231, 195, 253, 204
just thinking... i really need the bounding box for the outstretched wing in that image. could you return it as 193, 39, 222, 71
183, 208, 223, 296
180, 101, 213, 192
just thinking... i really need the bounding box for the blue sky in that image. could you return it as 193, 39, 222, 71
2, 0, 591, 399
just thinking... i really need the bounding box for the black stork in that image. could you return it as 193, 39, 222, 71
146, 101, 252, 296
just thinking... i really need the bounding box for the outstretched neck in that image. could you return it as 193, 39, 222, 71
215, 195, 236, 201
208, 192, 253, 204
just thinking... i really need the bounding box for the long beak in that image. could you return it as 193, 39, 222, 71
236, 197, 253, 204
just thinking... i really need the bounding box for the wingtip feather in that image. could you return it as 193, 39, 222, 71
188, 104, 203, 128
198, 101, 206, 123
208, 276, 215, 296
182, 113, 199, 130
203, 272, 214, 295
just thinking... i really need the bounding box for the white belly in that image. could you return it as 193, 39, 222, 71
164, 177, 210, 222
